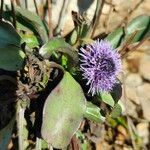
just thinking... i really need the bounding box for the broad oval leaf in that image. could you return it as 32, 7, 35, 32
41, 72, 86, 149
84, 102, 105, 123
100, 92, 115, 107
106, 27, 124, 48
0, 46, 25, 71
0, 21, 21, 48
20, 34, 39, 48
125, 15, 150, 43
110, 103, 122, 118
39, 38, 78, 65
0, 21, 25, 71
15, 6, 48, 44
106, 15, 150, 48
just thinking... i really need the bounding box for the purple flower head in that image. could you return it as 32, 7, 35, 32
79, 39, 121, 95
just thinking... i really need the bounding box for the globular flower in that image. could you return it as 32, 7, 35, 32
79, 39, 121, 95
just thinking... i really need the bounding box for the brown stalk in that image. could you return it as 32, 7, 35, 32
11, 0, 17, 29
119, 30, 138, 57
104, 0, 113, 34
47, 0, 53, 38
15, 0, 21, 6
91, 0, 105, 38
33, 0, 39, 15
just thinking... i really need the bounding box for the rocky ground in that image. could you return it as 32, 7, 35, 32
4, 0, 150, 149
93, 0, 150, 149
60, 0, 150, 149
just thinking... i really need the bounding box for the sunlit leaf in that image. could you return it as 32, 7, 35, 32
106, 27, 124, 48
41, 72, 86, 149
100, 92, 115, 107
84, 102, 105, 123
20, 34, 39, 48
15, 6, 48, 44
39, 38, 78, 65
125, 15, 150, 43
69, 29, 78, 45
110, 103, 122, 118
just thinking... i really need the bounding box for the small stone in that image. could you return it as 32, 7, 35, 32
139, 55, 150, 81
116, 133, 125, 145
124, 99, 138, 118
117, 125, 128, 137
102, 4, 111, 14
137, 123, 149, 145
96, 141, 112, 150
125, 86, 140, 104
125, 73, 142, 87
123, 147, 133, 150
137, 83, 150, 121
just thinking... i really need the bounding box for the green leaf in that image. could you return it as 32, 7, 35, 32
125, 15, 150, 43
106, 27, 124, 48
110, 103, 122, 118
41, 72, 86, 149
15, 6, 48, 44
39, 38, 78, 65
0, 21, 21, 48
20, 34, 39, 48
106, 15, 150, 48
84, 102, 105, 123
69, 29, 78, 45
100, 92, 115, 107
0, 46, 25, 71
0, 116, 15, 149
0, 21, 25, 71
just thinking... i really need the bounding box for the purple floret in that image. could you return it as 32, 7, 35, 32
79, 39, 121, 95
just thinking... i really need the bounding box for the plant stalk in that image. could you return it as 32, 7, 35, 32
11, 0, 17, 29
47, 0, 53, 38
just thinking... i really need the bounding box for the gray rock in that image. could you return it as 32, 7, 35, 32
137, 123, 149, 145
124, 99, 138, 118
124, 73, 142, 105
139, 55, 150, 81
125, 73, 142, 87
137, 83, 150, 121
125, 86, 140, 105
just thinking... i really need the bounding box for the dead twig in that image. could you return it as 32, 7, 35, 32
47, 0, 53, 38
119, 30, 138, 57
11, 0, 17, 29
25, 0, 28, 9
33, 0, 39, 15
127, 116, 138, 150
91, 0, 105, 38
117, 0, 144, 28
104, 0, 114, 34
54, 0, 70, 36
120, 71, 138, 150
